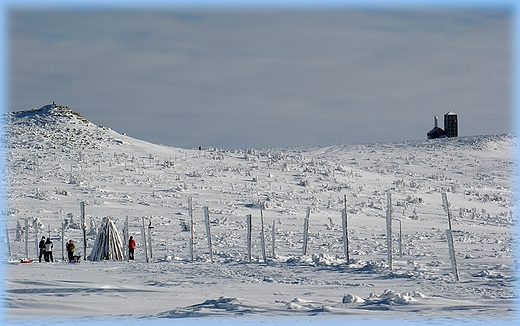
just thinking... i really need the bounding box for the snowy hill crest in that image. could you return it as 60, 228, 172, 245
6, 103, 126, 150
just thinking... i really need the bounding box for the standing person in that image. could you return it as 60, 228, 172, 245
128, 236, 136, 260
66, 239, 75, 262
44, 237, 54, 262
38, 236, 46, 262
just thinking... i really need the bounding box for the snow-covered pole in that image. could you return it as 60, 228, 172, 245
24, 217, 29, 259
148, 218, 154, 260
61, 221, 65, 261
188, 196, 194, 261
246, 214, 252, 262
260, 203, 267, 262
398, 219, 403, 258
204, 206, 213, 262
441, 192, 453, 230
35, 226, 39, 259
342, 194, 350, 262
141, 216, 149, 263
5, 223, 11, 259
80, 201, 87, 260
302, 206, 311, 256
271, 220, 276, 259
124, 216, 129, 262
386, 191, 393, 270
442, 192, 460, 281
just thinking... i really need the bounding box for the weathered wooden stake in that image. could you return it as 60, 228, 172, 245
124, 216, 129, 262
188, 196, 194, 261
399, 219, 403, 258
5, 223, 11, 258
35, 226, 39, 259
148, 218, 154, 260
204, 207, 213, 262
386, 191, 393, 270
342, 194, 350, 262
61, 221, 65, 261
246, 214, 252, 262
24, 218, 29, 259
271, 220, 276, 259
302, 207, 311, 256
442, 192, 460, 281
80, 201, 87, 260
141, 216, 149, 263
260, 203, 267, 262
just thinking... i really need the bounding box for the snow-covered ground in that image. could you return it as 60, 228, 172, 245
2, 104, 517, 325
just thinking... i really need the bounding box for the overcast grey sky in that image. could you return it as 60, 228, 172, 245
8, 8, 511, 149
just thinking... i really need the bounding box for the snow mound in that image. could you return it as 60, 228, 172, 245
157, 296, 257, 318
364, 289, 419, 305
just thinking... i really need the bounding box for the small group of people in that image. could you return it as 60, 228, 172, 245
39, 237, 77, 263
38, 236, 54, 262
38, 236, 137, 262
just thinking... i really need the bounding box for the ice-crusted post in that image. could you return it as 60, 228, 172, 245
35, 226, 39, 259
61, 221, 65, 261
188, 196, 194, 261
442, 192, 460, 281
148, 218, 154, 260
5, 223, 11, 258
24, 217, 29, 259
260, 203, 267, 262
271, 220, 276, 259
246, 214, 252, 262
141, 216, 149, 263
398, 219, 403, 258
80, 201, 87, 260
386, 191, 393, 270
204, 206, 213, 262
342, 194, 350, 263
302, 206, 311, 256
124, 216, 129, 262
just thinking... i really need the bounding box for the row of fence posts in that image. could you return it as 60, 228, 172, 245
7, 192, 460, 281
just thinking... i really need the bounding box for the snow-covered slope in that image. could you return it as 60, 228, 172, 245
3, 104, 517, 323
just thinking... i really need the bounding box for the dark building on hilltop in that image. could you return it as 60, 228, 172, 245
444, 111, 458, 137
427, 112, 458, 139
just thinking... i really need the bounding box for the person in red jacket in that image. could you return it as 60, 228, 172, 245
128, 236, 136, 260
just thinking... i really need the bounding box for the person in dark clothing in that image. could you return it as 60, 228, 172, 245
66, 239, 75, 262
44, 237, 54, 262
38, 236, 46, 262
128, 236, 136, 260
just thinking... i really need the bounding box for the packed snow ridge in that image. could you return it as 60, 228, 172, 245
3, 103, 517, 322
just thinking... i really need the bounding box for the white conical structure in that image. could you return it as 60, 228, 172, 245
88, 217, 124, 261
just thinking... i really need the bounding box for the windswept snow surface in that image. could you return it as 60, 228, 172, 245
2, 104, 518, 324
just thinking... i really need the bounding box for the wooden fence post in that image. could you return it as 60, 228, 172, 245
271, 220, 276, 259
260, 204, 267, 262
24, 218, 29, 259
442, 192, 460, 281
204, 207, 213, 262
386, 191, 393, 270
141, 216, 149, 263
148, 218, 154, 260
302, 207, 311, 256
342, 194, 350, 262
80, 201, 87, 260
61, 222, 65, 261
246, 214, 252, 262
188, 196, 194, 261
5, 223, 11, 259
